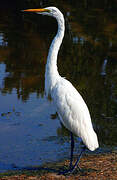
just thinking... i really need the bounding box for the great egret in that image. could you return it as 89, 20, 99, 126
23, 7, 99, 173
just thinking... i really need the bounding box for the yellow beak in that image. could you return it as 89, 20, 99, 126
23, 8, 50, 13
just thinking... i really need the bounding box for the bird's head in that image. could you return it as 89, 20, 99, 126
23, 7, 62, 19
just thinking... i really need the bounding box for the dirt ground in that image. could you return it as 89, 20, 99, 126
0, 152, 117, 180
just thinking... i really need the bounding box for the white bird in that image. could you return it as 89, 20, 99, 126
23, 7, 99, 173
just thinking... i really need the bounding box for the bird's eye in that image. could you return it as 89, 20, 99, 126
46, 9, 51, 13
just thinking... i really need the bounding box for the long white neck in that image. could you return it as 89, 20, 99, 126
45, 12, 65, 97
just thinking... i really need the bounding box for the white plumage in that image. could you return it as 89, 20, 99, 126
52, 77, 98, 151
44, 7, 99, 151
23, 7, 99, 172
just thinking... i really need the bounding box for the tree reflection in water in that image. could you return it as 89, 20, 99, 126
0, 0, 117, 169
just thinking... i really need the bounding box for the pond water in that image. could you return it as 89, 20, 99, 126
0, 1, 117, 172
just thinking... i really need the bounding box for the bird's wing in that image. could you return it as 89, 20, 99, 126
51, 77, 98, 150
51, 77, 92, 135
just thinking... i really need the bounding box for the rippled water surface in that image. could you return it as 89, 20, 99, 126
0, 1, 117, 172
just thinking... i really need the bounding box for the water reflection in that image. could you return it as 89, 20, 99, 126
0, 32, 8, 46
0, 1, 117, 171
0, 63, 7, 89
100, 59, 108, 76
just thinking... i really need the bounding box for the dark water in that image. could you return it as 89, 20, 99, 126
0, 1, 117, 172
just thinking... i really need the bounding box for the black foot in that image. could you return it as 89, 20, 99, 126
59, 146, 86, 175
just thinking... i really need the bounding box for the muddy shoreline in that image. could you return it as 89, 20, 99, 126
0, 152, 117, 179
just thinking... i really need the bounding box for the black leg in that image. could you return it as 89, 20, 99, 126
59, 142, 86, 174
70, 145, 86, 172
69, 132, 74, 169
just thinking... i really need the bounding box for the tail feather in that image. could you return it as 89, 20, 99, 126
82, 130, 99, 151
